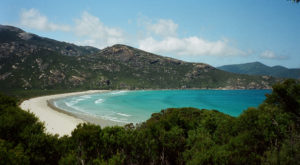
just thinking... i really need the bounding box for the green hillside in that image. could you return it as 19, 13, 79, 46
218, 62, 300, 79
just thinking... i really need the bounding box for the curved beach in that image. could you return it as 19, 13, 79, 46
19, 90, 110, 136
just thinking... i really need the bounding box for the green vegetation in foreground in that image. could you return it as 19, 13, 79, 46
0, 79, 300, 165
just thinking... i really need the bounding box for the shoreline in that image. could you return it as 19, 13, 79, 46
128, 88, 272, 91
19, 88, 271, 136
19, 90, 124, 136
47, 99, 125, 127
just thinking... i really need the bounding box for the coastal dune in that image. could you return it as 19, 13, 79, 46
19, 90, 105, 136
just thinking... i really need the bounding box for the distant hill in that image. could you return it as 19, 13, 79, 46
218, 62, 300, 79
0, 25, 278, 94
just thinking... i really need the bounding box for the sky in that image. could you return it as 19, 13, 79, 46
1, 0, 300, 68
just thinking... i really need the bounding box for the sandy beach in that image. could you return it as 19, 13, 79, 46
19, 90, 110, 136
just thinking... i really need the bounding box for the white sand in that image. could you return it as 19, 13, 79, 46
19, 90, 106, 136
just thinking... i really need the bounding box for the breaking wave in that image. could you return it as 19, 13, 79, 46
94, 98, 104, 104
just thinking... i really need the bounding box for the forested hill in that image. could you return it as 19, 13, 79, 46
218, 62, 300, 79
0, 25, 278, 94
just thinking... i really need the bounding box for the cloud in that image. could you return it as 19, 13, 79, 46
19, 9, 125, 49
138, 18, 247, 57
74, 12, 125, 48
146, 19, 178, 37
139, 37, 246, 56
138, 37, 246, 56
20, 8, 70, 31
18, 9, 246, 56
260, 50, 288, 60
74, 39, 99, 48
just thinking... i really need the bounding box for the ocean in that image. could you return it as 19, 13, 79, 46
53, 89, 271, 124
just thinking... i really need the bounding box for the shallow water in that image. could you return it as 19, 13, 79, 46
53, 90, 271, 124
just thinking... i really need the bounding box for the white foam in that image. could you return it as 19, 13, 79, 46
65, 102, 74, 107
105, 117, 128, 123
116, 112, 131, 117
80, 95, 92, 99
100, 114, 129, 123
94, 98, 104, 104
110, 90, 128, 95
63, 104, 96, 117
53, 101, 58, 107
65, 98, 86, 106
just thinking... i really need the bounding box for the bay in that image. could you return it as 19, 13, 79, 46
53, 90, 271, 124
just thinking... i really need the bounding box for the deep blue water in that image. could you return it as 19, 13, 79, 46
53, 90, 271, 124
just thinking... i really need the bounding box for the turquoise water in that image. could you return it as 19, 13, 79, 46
53, 90, 271, 124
